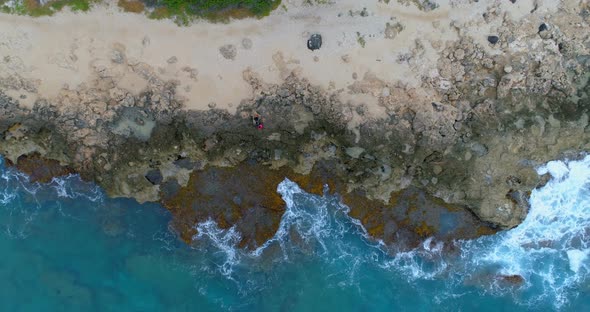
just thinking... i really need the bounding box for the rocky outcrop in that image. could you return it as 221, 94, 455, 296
15, 152, 75, 183
1, 2, 589, 250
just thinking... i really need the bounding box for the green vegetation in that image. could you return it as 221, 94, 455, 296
356, 32, 366, 48
1, 0, 282, 24
1, 0, 94, 16
397, 0, 439, 11
50, 0, 92, 12
153, 0, 281, 23
118, 0, 145, 13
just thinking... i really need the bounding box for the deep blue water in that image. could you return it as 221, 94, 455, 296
1, 155, 590, 311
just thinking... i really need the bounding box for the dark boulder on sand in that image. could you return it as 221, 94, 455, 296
307, 34, 322, 51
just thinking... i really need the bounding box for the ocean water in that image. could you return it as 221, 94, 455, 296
1, 155, 590, 312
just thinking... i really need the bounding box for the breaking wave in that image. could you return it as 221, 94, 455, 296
459, 155, 590, 307
2, 154, 590, 309
194, 155, 590, 309
0, 156, 103, 238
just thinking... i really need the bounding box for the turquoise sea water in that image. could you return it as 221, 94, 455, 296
1, 155, 590, 311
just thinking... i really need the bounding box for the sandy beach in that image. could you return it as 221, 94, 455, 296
0, 0, 561, 113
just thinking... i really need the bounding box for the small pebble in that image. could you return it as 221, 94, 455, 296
504, 65, 513, 73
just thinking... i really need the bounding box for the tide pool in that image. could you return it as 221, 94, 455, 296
1, 155, 589, 311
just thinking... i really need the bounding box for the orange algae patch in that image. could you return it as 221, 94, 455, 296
162, 164, 297, 249
415, 221, 435, 237
476, 226, 498, 236
160, 160, 345, 249
341, 187, 497, 248
15, 152, 76, 183
160, 159, 497, 250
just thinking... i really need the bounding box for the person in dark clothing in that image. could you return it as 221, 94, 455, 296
252, 113, 264, 130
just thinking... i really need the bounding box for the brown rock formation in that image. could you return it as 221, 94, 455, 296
15, 152, 75, 183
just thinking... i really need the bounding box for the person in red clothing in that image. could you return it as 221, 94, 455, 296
252, 113, 264, 130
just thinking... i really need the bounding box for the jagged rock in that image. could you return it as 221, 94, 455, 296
538, 23, 548, 32
145, 169, 163, 185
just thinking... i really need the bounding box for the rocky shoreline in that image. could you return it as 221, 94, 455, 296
1, 1, 590, 250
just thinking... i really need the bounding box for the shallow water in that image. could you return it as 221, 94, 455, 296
1, 155, 589, 311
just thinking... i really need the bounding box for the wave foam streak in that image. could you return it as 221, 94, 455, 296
252, 179, 336, 259
197, 157, 590, 309
194, 220, 242, 277
2, 154, 590, 309
0, 156, 104, 238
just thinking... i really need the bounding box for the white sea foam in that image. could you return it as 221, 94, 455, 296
194, 219, 242, 277
0, 157, 104, 239
566, 249, 589, 273
379, 237, 448, 280
0, 159, 40, 238
460, 155, 590, 307
49, 175, 103, 202
0, 170, 17, 205
3, 150, 588, 309
250, 179, 342, 259
256, 156, 590, 308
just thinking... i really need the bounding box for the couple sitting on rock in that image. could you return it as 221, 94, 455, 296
252, 112, 264, 130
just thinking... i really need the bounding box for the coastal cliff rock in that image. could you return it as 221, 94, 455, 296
1, 1, 589, 249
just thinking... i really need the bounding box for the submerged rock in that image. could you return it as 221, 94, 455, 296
496, 274, 525, 286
